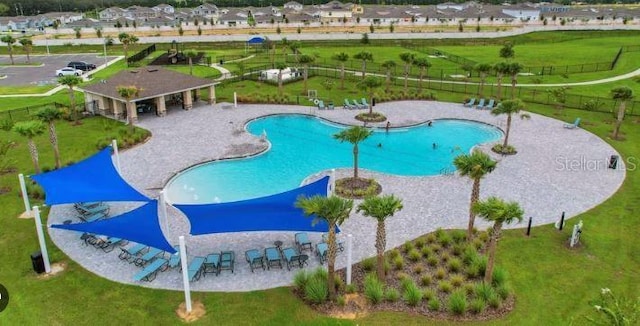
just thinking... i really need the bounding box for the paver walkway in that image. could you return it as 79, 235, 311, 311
48, 101, 624, 292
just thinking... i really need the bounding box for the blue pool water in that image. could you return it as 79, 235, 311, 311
165, 114, 502, 204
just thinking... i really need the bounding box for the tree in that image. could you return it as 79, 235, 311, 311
297, 54, 314, 95
57, 75, 83, 125
275, 62, 287, 96
358, 76, 382, 114
506, 62, 523, 99
471, 197, 523, 283
333, 126, 373, 180
475, 63, 493, 97
499, 43, 515, 60
491, 99, 529, 150
74, 27, 82, 39
295, 195, 353, 301
357, 195, 404, 280
413, 57, 431, 91
95, 27, 103, 38
369, 23, 374, 33
35, 107, 63, 169
12, 121, 45, 174
354, 51, 373, 79
289, 41, 301, 62
332, 52, 349, 90
611, 86, 634, 140
1, 35, 16, 65
117, 85, 141, 133
493, 62, 510, 101
19, 38, 33, 64
381, 60, 396, 92
548, 87, 568, 110
281, 37, 289, 61
118, 32, 139, 62
361, 33, 369, 44
453, 150, 497, 240
399, 52, 416, 92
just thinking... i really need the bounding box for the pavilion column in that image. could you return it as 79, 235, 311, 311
112, 98, 123, 119
155, 97, 166, 117
126, 102, 138, 123
96, 95, 106, 116
208, 85, 216, 105
182, 90, 193, 110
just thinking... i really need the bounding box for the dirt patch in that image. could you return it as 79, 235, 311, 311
36, 262, 66, 278
176, 301, 206, 322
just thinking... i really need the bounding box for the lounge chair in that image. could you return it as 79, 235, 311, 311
118, 243, 149, 262
343, 99, 356, 110
204, 253, 220, 276
264, 247, 282, 270
282, 247, 305, 271
317, 100, 325, 110
133, 247, 163, 267
463, 98, 476, 107
564, 118, 581, 129
81, 212, 106, 222
295, 232, 313, 252
361, 98, 370, 109
75, 202, 109, 218
168, 251, 181, 271
94, 236, 126, 253
219, 251, 235, 274
483, 99, 495, 110
133, 258, 168, 282
316, 242, 328, 264
475, 99, 485, 109
352, 99, 366, 109
245, 249, 265, 272
188, 256, 206, 282
327, 101, 335, 110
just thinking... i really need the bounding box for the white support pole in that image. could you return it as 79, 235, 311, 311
33, 206, 51, 274
179, 236, 192, 313
346, 233, 353, 285
233, 92, 238, 108
159, 191, 169, 235
329, 169, 336, 197
19, 173, 32, 217
103, 39, 108, 67
111, 139, 121, 174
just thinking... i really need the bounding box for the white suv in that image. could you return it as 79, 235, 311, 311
56, 67, 83, 77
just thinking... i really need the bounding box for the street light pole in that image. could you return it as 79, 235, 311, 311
44, 29, 50, 56
103, 38, 108, 67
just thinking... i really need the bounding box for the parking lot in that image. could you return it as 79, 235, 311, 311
0, 54, 119, 87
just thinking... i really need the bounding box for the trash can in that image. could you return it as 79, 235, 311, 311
219, 59, 224, 65
372, 98, 376, 106
31, 251, 45, 274
608, 155, 619, 169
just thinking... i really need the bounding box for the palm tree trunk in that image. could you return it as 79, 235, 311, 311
123, 44, 128, 62
503, 114, 512, 148
278, 71, 283, 96
404, 65, 409, 92
419, 68, 424, 91
361, 61, 366, 78
484, 222, 503, 283
340, 63, 345, 89
69, 87, 79, 125
613, 101, 626, 140
511, 77, 517, 99
48, 122, 61, 169
479, 75, 486, 97
26, 51, 31, 64
303, 65, 308, 94
353, 144, 359, 179
368, 91, 373, 115
127, 102, 135, 134
467, 179, 480, 240
376, 220, 386, 280
385, 70, 391, 92
496, 75, 503, 100
8, 47, 14, 65
27, 138, 41, 174
327, 223, 337, 301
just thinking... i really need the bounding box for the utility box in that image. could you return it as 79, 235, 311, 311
31, 251, 45, 274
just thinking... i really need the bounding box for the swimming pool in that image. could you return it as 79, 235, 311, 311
165, 114, 502, 204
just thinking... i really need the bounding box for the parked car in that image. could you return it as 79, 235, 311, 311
67, 61, 97, 71
56, 67, 83, 77
136, 102, 155, 114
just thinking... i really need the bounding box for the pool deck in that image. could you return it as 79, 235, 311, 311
48, 100, 625, 292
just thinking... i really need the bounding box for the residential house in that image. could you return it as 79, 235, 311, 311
152, 4, 175, 15
502, 4, 541, 21
284, 1, 304, 11
124, 6, 158, 20
99, 7, 126, 20
192, 3, 219, 18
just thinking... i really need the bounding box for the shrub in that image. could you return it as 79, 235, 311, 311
421, 246, 433, 258
408, 249, 421, 262
463, 283, 476, 295
364, 274, 384, 304
415, 237, 426, 249
403, 281, 423, 306
399, 274, 414, 291
293, 270, 309, 290
430, 243, 442, 253
393, 255, 404, 270
384, 260, 391, 273
440, 252, 450, 263
475, 282, 496, 301
451, 230, 466, 243
304, 276, 328, 304
403, 241, 414, 253
492, 144, 517, 155
420, 274, 432, 286
462, 245, 479, 265
435, 228, 445, 239
337, 295, 346, 306
448, 258, 463, 273
345, 283, 357, 294
389, 249, 401, 259
471, 256, 488, 277
334, 275, 344, 291
451, 243, 465, 256
496, 283, 512, 300
435, 267, 447, 280
422, 288, 436, 301
438, 280, 453, 293
472, 238, 484, 250
478, 231, 490, 242
428, 298, 441, 311
466, 264, 480, 278
0, 119, 13, 131
492, 266, 508, 287
438, 232, 453, 247
413, 264, 424, 274
427, 256, 439, 267
448, 290, 468, 315
385, 287, 400, 302
425, 233, 437, 243
450, 274, 465, 287
312, 267, 328, 281
362, 257, 376, 272
396, 272, 411, 282
488, 293, 501, 308
470, 298, 486, 314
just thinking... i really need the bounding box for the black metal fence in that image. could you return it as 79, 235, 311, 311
0, 102, 86, 123
127, 44, 157, 66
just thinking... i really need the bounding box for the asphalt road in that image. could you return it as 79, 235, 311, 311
0, 54, 117, 87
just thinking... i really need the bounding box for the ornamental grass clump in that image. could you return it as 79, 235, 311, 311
435, 267, 447, 280
403, 281, 423, 306
385, 287, 401, 302
470, 298, 487, 314
420, 274, 433, 286
408, 248, 422, 262
438, 280, 453, 293
422, 288, 436, 301
393, 255, 405, 270
305, 276, 328, 304
421, 246, 433, 258
362, 257, 376, 272
293, 270, 309, 291
427, 256, 439, 267
448, 257, 463, 273
450, 274, 465, 287
448, 290, 468, 315
428, 298, 441, 311
364, 274, 385, 304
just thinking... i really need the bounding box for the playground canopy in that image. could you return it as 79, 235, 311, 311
30, 147, 150, 205
246, 36, 265, 44
174, 176, 335, 235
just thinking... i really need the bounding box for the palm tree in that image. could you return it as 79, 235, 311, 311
381, 60, 396, 92
57, 75, 83, 125
475, 63, 493, 97
333, 126, 373, 180
117, 85, 141, 133
354, 51, 373, 79
295, 195, 353, 301
357, 195, 404, 280
19, 38, 33, 64
472, 197, 523, 283
297, 54, 314, 95
1, 35, 16, 65
453, 151, 497, 240
332, 52, 349, 90
491, 99, 529, 150
358, 76, 382, 114
289, 41, 301, 62
35, 107, 63, 169
399, 52, 416, 92
12, 121, 45, 173
280, 37, 289, 61
493, 62, 510, 101
611, 86, 634, 140
507, 62, 523, 99
118, 32, 139, 62
413, 57, 431, 91
275, 62, 287, 96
